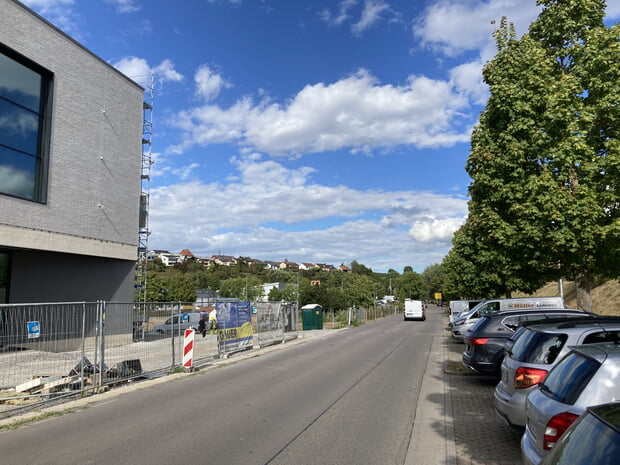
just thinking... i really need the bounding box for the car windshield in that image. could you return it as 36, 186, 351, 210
478, 301, 501, 316
540, 352, 600, 405
511, 330, 568, 364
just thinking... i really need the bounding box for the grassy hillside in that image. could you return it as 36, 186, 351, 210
515, 280, 620, 316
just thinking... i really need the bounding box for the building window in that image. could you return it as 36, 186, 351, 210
0, 44, 52, 202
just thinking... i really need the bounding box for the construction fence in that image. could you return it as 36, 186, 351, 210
0, 300, 400, 418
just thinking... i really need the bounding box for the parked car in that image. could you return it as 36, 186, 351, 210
404, 299, 425, 321
461, 309, 591, 377
539, 402, 620, 465
451, 297, 566, 342
153, 311, 209, 335
522, 343, 620, 465
495, 316, 620, 428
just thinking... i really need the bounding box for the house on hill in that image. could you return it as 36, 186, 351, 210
280, 260, 299, 271
179, 249, 194, 260
212, 255, 237, 266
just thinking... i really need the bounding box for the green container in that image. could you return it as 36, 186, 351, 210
302, 304, 323, 330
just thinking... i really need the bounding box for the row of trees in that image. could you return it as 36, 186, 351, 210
442, 0, 619, 311
136, 259, 447, 311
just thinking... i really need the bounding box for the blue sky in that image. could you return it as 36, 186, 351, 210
23, 0, 620, 272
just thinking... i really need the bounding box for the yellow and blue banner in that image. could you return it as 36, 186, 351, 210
216, 301, 253, 353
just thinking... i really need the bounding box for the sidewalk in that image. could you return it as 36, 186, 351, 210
407, 322, 523, 464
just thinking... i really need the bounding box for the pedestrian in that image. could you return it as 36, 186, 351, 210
198, 314, 207, 337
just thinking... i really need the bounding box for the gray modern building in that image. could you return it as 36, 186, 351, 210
0, 0, 143, 303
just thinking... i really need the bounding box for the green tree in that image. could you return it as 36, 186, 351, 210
167, 273, 197, 302
268, 283, 299, 302
442, 218, 538, 299
421, 264, 445, 301
351, 260, 373, 276
466, 3, 620, 310
397, 270, 423, 300
344, 274, 376, 308
147, 257, 166, 272
136, 272, 169, 302
219, 276, 263, 301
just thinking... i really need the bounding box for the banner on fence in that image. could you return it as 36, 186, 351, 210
216, 301, 253, 353
255, 302, 284, 345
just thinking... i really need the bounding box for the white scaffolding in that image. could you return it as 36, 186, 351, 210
135, 74, 154, 302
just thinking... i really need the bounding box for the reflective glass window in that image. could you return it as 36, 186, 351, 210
0, 46, 51, 202
541, 352, 599, 405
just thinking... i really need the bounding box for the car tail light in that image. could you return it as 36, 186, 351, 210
514, 367, 548, 389
543, 412, 580, 450
466, 337, 489, 346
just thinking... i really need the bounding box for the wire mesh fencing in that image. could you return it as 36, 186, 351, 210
0, 300, 301, 418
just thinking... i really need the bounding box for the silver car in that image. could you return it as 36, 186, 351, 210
538, 403, 620, 465
521, 343, 620, 465
495, 316, 620, 428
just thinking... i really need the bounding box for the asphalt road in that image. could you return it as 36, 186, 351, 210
0, 307, 443, 465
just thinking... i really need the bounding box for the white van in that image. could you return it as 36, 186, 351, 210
449, 300, 482, 325
404, 299, 425, 321
153, 311, 208, 335
451, 296, 565, 341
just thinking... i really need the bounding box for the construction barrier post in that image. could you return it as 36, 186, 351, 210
183, 328, 195, 371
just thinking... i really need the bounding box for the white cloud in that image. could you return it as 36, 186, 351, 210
449, 60, 488, 105
411, 1, 542, 112
320, 0, 394, 35
169, 69, 472, 156
106, 0, 141, 14
320, 0, 358, 27
414, 0, 619, 109
172, 163, 200, 181
154, 59, 184, 82
606, 0, 620, 18
113, 57, 183, 84
352, 0, 391, 35
194, 65, 230, 102
21, 0, 81, 38
148, 156, 467, 270
409, 217, 464, 242
413, 0, 540, 57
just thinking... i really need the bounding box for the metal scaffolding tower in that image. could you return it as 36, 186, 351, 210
136, 74, 154, 302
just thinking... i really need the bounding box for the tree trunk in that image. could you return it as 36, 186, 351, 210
575, 271, 593, 312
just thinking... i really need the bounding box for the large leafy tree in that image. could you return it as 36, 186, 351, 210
396, 269, 423, 300
466, 1, 620, 310
219, 275, 263, 301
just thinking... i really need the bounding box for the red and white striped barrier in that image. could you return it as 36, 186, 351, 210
183, 328, 195, 369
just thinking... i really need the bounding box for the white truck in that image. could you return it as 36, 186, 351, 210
449, 300, 483, 325
451, 296, 566, 341
404, 299, 426, 321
